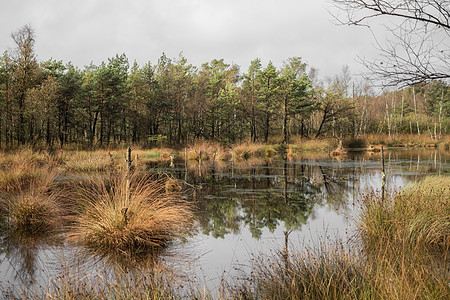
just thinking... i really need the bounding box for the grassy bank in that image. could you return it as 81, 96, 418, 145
365, 133, 450, 150
359, 176, 449, 248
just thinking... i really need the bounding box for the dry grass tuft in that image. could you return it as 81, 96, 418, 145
0, 148, 60, 194
4, 191, 63, 236
0, 169, 65, 237
232, 142, 269, 161
186, 140, 229, 162
63, 151, 114, 173
69, 174, 194, 256
0, 147, 52, 168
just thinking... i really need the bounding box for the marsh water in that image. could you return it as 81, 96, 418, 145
0, 149, 449, 296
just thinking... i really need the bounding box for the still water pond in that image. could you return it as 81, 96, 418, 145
0, 149, 448, 295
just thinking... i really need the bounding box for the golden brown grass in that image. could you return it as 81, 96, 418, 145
0, 169, 65, 237
69, 174, 194, 256
62, 150, 115, 173
228, 176, 450, 300
186, 140, 230, 162
4, 191, 63, 237
365, 133, 449, 148
231, 227, 448, 299
231, 142, 274, 161
289, 138, 336, 153
0, 147, 52, 168
359, 176, 450, 248
0, 148, 60, 194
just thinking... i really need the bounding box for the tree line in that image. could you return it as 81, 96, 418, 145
0, 25, 448, 149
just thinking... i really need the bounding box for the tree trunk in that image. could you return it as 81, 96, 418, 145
283, 94, 288, 144
412, 87, 420, 136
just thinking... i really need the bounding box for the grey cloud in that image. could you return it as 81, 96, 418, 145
1, 0, 377, 78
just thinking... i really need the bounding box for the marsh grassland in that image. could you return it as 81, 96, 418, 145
0, 144, 448, 299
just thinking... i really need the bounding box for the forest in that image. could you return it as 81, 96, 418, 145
1, 25, 449, 149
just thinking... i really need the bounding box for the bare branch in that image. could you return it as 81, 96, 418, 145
330, 0, 450, 87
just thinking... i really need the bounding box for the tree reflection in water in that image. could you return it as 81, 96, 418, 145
193, 158, 353, 239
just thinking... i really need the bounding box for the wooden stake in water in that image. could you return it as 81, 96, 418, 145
184, 148, 188, 181
283, 230, 293, 273
381, 146, 386, 201
231, 150, 234, 178
126, 147, 132, 201
170, 155, 174, 168
198, 150, 202, 177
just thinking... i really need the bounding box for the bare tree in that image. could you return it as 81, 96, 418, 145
11, 24, 39, 144
331, 0, 450, 87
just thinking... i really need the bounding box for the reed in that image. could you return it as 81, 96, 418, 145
230, 238, 448, 300
69, 174, 194, 256
358, 176, 449, 248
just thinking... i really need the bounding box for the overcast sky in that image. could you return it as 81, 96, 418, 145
0, 0, 379, 80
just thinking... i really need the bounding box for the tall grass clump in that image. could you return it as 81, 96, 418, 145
69, 174, 194, 256
0, 148, 58, 193
0, 161, 46, 193
359, 176, 449, 248
231, 239, 449, 300
0, 169, 65, 237
232, 142, 271, 161
0, 147, 51, 168
186, 140, 229, 162
63, 151, 115, 173
231, 242, 369, 300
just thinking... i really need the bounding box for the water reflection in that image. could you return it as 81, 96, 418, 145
0, 226, 62, 287
188, 157, 364, 239
158, 149, 448, 242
